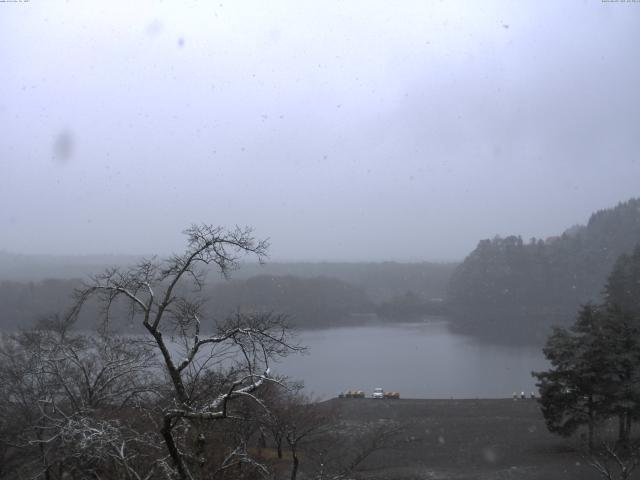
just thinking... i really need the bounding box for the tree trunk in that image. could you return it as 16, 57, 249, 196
161, 416, 193, 480
290, 447, 299, 480
618, 414, 624, 443
587, 397, 595, 451
38, 422, 52, 480
618, 412, 630, 447
277, 438, 283, 459
195, 424, 205, 479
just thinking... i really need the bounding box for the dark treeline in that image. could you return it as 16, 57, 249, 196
374, 291, 448, 320
0, 279, 83, 330
0, 276, 369, 331
0, 279, 147, 332
0, 253, 143, 282
0, 255, 456, 302
230, 261, 457, 302
207, 275, 374, 328
447, 198, 640, 343
0, 262, 456, 330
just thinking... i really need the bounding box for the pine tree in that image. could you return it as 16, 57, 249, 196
602, 247, 640, 445
533, 305, 610, 448
534, 245, 640, 447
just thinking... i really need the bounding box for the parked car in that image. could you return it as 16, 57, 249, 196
372, 387, 384, 399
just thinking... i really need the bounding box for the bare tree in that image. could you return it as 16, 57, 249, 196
283, 394, 331, 480
586, 441, 640, 480
258, 384, 331, 480
0, 315, 159, 480
70, 224, 302, 480
311, 419, 403, 480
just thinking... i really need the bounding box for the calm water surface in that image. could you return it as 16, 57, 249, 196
272, 319, 548, 400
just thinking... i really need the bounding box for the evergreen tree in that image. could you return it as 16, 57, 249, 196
605, 244, 640, 316
448, 198, 640, 342
533, 305, 610, 448
534, 246, 640, 447
601, 245, 640, 444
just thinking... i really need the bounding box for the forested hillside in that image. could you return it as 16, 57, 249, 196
0, 275, 373, 330
0, 260, 455, 330
207, 275, 374, 328
0, 255, 456, 303
231, 261, 457, 302
447, 198, 640, 343
0, 253, 142, 281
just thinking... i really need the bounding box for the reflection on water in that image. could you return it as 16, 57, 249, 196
272, 319, 548, 400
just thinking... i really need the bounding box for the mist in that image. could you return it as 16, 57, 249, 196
3, 5, 640, 479
1, 1, 639, 261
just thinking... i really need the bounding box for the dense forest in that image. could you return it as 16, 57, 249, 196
0, 262, 455, 331
447, 198, 640, 343
230, 261, 457, 302
207, 275, 373, 328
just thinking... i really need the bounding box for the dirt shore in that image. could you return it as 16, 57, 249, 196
329, 398, 602, 480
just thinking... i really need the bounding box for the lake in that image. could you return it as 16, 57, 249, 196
272, 319, 548, 400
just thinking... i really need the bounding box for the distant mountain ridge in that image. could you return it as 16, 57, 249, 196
0, 252, 145, 281
0, 252, 456, 303
446, 198, 640, 343
0, 257, 456, 330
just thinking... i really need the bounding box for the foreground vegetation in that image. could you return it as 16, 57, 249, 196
3, 202, 640, 478
0, 225, 407, 480
532, 245, 640, 480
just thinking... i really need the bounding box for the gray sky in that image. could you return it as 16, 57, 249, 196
1, 1, 639, 261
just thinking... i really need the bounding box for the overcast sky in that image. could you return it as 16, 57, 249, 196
1, 1, 639, 261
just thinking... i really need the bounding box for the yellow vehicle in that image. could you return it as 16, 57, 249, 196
342, 390, 365, 398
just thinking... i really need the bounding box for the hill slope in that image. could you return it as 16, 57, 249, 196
447, 198, 640, 343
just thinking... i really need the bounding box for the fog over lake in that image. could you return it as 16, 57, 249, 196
273, 320, 548, 399
3, 2, 640, 262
